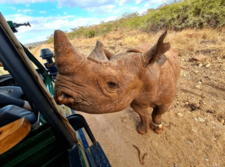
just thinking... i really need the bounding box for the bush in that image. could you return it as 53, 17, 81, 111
46, 37, 53, 44
142, 0, 225, 31
85, 30, 96, 38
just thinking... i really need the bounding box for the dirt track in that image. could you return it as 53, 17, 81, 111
31, 29, 225, 167
79, 106, 225, 167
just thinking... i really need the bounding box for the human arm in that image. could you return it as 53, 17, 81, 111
0, 94, 31, 111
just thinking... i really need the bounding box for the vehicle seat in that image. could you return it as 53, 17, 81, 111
0, 86, 23, 98
0, 105, 36, 128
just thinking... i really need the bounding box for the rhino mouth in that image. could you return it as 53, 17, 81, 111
56, 92, 75, 105
58, 93, 73, 101
55, 88, 92, 108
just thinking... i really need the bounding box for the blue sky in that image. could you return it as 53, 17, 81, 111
0, 0, 164, 44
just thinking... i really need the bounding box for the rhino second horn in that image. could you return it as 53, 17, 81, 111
54, 30, 85, 74
88, 41, 109, 63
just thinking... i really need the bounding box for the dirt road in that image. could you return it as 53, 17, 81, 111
79, 104, 225, 167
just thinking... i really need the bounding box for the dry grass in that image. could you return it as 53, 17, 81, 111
120, 28, 225, 60
30, 28, 225, 64
167, 29, 225, 60
123, 34, 149, 46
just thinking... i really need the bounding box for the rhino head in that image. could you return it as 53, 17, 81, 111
53, 30, 170, 114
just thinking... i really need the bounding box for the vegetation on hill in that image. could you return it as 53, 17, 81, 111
47, 0, 225, 43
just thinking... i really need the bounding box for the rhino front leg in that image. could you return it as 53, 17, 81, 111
131, 103, 150, 135
150, 104, 171, 134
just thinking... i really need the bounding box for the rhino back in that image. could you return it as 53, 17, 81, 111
163, 48, 180, 82
138, 48, 180, 105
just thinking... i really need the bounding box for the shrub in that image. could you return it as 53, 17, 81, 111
85, 30, 96, 38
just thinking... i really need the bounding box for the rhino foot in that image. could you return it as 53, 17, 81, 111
150, 121, 164, 134
137, 122, 150, 135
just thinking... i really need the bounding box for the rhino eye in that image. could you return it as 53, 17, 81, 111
107, 81, 116, 88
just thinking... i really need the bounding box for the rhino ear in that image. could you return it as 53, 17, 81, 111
142, 31, 170, 67
88, 41, 109, 63
104, 48, 114, 59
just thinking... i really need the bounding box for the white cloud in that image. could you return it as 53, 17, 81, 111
148, 0, 161, 6
26, 4, 30, 7
64, 12, 67, 14
135, 0, 141, 5
23, 9, 32, 12
131, 7, 139, 10
87, 5, 116, 14
0, 0, 119, 8
118, 0, 126, 6
144, 3, 149, 7
58, 0, 160, 9
0, 0, 153, 8
103, 15, 118, 22
114, 9, 120, 13
57, 0, 116, 8
17, 9, 32, 12
39, 11, 46, 14
1, 0, 51, 3
137, 9, 148, 15
4, 13, 117, 43
113, 4, 145, 16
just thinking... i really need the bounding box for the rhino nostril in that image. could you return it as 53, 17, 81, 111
65, 94, 73, 98
58, 94, 65, 101
58, 93, 73, 102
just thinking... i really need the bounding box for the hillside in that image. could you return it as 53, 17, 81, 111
46, 0, 225, 43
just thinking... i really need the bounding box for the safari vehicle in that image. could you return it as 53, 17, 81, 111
0, 12, 111, 167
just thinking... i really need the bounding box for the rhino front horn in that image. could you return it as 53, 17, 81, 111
54, 30, 85, 74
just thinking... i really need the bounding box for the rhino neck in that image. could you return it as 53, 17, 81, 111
146, 62, 161, 81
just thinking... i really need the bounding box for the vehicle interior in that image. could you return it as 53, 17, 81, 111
0, 12, 110, 167
0, 66, 41, 129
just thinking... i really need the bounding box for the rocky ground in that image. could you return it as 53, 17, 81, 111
31, 29, 225, 167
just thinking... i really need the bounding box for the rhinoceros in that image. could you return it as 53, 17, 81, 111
53, 30, 180, 134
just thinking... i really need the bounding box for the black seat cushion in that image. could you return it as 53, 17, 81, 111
0, 105, 36, 127
0, 86, 23, 99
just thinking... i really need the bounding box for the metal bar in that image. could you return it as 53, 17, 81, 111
67, 114, 96, 143
0, 26, 76, 149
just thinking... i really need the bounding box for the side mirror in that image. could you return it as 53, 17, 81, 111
40, 48, 58, 77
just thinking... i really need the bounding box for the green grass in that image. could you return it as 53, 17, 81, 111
47, 0, 225, 43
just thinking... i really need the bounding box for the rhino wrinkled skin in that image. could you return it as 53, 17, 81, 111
53, 30, 180, 134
